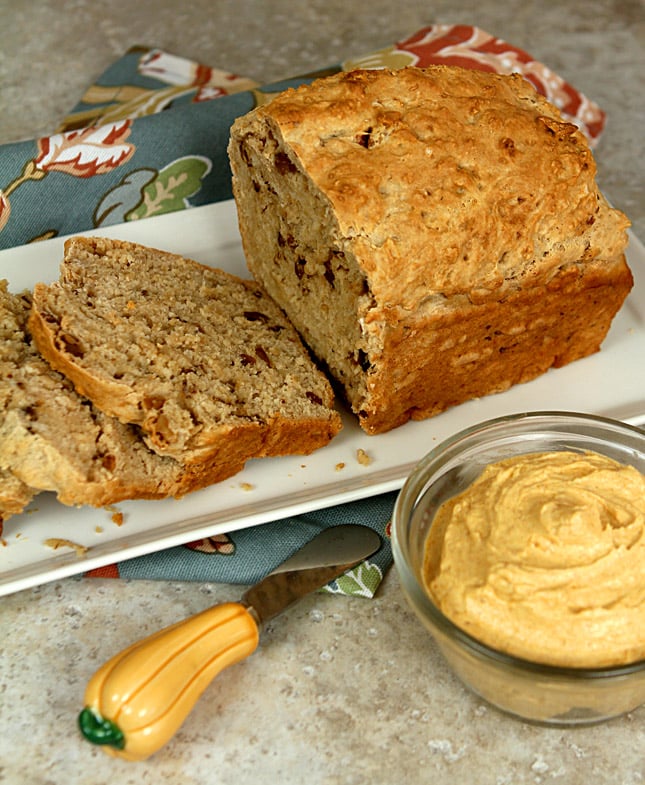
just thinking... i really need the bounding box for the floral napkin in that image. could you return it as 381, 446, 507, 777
0, 25, 606, 596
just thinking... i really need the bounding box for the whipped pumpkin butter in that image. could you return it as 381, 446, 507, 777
423, 450, 645, 668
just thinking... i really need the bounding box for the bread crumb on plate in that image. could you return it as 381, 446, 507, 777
43, 538, 88, 558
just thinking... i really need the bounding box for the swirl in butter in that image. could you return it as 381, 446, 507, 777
423, 450, 645, 668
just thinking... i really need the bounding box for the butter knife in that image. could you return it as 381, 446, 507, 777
78, 524, 381, 761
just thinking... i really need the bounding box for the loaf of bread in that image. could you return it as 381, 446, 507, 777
228, 66, 633, 434
29, 237, 341, 473
0, 280, 210, 513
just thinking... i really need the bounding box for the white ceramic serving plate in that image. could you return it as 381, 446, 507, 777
1, 200, 644, 596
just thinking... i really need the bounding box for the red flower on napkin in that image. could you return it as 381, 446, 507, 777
184, 533, 236, 555
34, 120, 135, 176
0, 120, 136, 236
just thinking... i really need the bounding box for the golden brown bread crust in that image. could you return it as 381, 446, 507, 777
0, 468, 36, 530
361, 258, 634, 432
229, 66, 632, 434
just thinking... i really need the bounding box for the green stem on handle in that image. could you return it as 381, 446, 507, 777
78, 707, 126, 750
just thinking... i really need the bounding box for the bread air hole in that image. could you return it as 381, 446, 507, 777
356, 127, 373, 148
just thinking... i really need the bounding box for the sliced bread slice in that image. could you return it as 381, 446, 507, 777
0, 280, 228, 510
29, 237, 341, 466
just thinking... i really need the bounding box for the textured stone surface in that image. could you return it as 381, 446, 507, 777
1, 575, 644, 784
0, 2, 643, 783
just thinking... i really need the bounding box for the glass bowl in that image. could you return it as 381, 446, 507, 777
391, 411, 645, 725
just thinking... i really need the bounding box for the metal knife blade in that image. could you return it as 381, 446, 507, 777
242, 524, 381, 627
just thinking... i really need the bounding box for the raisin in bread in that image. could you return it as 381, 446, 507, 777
0, 280, 212, 510
228, 66, 632, 434
29, 237, 341, 467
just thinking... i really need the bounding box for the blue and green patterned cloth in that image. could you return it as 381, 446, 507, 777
92, 494, 396, 599
0, 28, 606, 595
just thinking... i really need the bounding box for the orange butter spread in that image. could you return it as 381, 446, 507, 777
423, 450, 645, 668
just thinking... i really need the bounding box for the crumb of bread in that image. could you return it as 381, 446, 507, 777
335, 462, 346, 471
104, 504, 124, 526
43, 538, 88, 557
95, 525, 104, 534
356, 449, 372, 466
240, 482, 254, 491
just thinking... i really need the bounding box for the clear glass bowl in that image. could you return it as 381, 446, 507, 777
392, 411, 645, 725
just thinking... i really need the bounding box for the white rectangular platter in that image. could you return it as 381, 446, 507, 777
1, 199, 644, 596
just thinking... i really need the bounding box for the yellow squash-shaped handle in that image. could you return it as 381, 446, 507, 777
78, 602, 259, 761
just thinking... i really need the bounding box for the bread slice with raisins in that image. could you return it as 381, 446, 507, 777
0, 280, 214, 512
29, 237, 341, 471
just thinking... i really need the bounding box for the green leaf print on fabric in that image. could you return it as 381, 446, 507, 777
322, 561, 383, 599
127, 155, 212, 219
94, 168, 157, 226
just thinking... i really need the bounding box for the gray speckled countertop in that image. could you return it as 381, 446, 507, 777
1, 2, 644, 783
